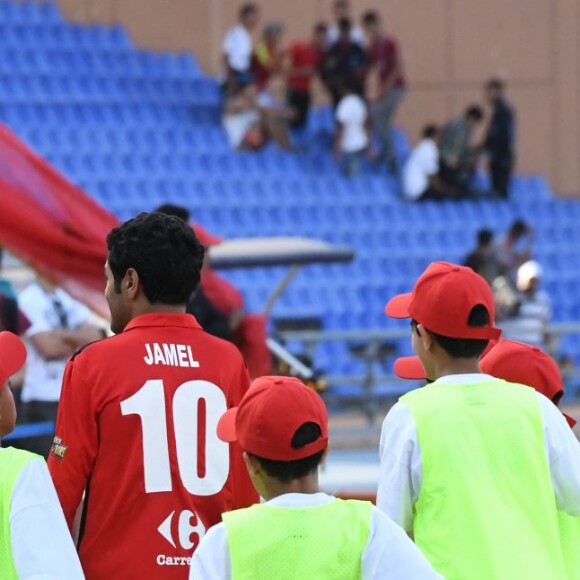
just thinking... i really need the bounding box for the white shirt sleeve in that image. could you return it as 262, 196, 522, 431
422, 142, 439, 176
335, 98, 350, 124
11, 457, 84, 579
376, 401, 422, 533
536, 392, 580, 515
362, 507, 443, 579
189, 523, 231, 580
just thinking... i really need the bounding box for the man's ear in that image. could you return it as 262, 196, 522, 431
416, 323, 434, 351
124, 268, 140, 301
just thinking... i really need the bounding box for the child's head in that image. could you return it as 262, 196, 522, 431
386, 262, 501, 380
218, 376, 328, 498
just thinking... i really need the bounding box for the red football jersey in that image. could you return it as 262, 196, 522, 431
48, 313, 258, 579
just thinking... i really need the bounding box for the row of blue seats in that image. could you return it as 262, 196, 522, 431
0, 0, 60, 23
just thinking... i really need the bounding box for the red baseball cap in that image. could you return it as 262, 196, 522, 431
480, 339, 576, 428
0, 331, 27, 385
394, 340, 499, 381
217, 376, 329, 461
386, 261, 502, 340
193, 224, 223, 248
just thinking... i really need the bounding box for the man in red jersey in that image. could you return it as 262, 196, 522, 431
48, 212, 258, 579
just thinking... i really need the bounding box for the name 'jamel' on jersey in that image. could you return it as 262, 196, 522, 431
48, 313, 258, 580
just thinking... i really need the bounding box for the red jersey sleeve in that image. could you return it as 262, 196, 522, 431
228, 360, 259, 510
200, 269, 244, 318
48, 351, 98, 528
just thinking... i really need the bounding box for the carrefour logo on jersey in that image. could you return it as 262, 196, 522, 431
144, 343, 200, 368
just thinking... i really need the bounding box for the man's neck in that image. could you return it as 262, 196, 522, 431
432, 358, 481, 381
132, 303, 186, 318
261, 474, 320, 501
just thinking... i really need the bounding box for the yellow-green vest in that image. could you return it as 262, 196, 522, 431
223, 498, 373, 579
0, 447, 42, 579
402, 379, 566, 580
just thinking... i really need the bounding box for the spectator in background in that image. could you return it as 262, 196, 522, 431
494, 219, 533, 279
503, 261, 552, 349
439, 105, 484, 191
403, 125, 459, 201
361, 10, 406, 173
327, 0, 365, 45
484, 78, 515, 197
321, 18, 367, 109
222, 82, 293, 151
286, 23, 328, 129
463, 228, 497, 285
334, 78, 373, 176
222, 3, 260, 96
17, 277, 103, 456
251, 21, 285, 95
0, 247, 30, 336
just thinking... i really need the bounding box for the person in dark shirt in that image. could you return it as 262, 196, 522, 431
362, 10, 406, 172
484, 78, 515, 197
463, 229, 497, 285
321, 18, 367, 109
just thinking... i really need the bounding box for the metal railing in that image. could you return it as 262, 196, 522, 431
274, 322, 580, 421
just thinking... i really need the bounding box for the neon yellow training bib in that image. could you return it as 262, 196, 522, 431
402, 379, 566, 580
223, 498, 373, 579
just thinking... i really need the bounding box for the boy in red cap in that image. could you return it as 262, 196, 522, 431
0, 331, 83, 578
191, 376, 442, 579
380, 261, 580, 579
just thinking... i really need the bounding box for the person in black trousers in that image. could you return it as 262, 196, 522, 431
484, 78, 515, 197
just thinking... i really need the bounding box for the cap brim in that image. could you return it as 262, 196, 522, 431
0, 332, 26, 384
563, 413, 577, 429
217, 407, 239, 443
385, 293, 412, 318
394, 356, 426, 380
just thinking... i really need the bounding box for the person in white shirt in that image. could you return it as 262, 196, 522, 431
18, 277, 102, 456
502, 260, 552, 348
222, 3, 260, 95
334, 80, 373, 176
403, 124, 459, 201
191, 375, 442, 580
380, 261, 580, 579
327, 0, 365, 46
0, 331, 84, 579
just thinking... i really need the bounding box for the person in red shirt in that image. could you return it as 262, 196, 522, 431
286, 23, 328, 129
361, 10, 406, 172
251, 21, 285, 94
48, 212, 258, 579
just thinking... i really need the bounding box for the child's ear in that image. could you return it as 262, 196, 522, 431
417, 324, 434, 351
243, 451, 261, 476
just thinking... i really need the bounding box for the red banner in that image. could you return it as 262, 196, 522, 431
0, 124, 117, 315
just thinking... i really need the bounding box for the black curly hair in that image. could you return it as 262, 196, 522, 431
106, 212, 204, 305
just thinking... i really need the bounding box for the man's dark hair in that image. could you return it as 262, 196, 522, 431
250, 422, 325, 483
465, 105, 484, 122
314, 22, 328, 35
427, 305, 491, 358
240, 3, 258, 19
338, 17, 352, 34
423, 124, 439, 139
106, 212, 204, 305
510, 219, 529, 237
477, 228, 493, 246
486, 78, 505, 92
335, 0, 349, 9
154, 203, 190, 223
362, 10, 379, 26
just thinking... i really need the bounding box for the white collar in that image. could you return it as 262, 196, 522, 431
266, 492, 336, 508
432, 373, 497, 385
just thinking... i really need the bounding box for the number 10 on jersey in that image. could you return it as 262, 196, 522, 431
121, 380, 230, 496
